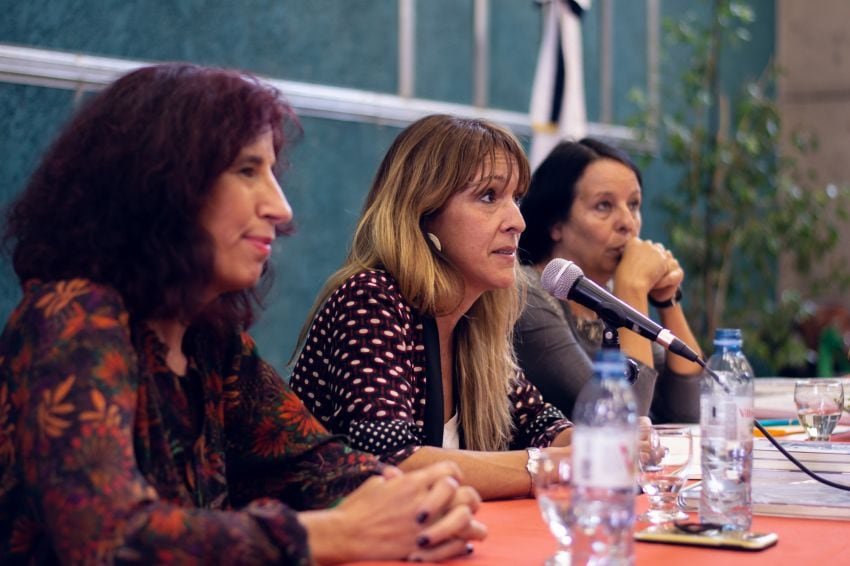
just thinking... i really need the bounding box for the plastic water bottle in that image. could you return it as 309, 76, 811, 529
571, 349, 638, 565
699, 328, 754, 531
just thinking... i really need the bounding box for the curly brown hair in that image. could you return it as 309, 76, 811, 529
3, 63, 300, 330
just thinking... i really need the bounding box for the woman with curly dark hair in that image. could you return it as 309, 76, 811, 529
0, 63, 483, 564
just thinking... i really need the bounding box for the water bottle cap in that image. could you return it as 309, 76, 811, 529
593, 348, 628, 379
713, 327, 743, 348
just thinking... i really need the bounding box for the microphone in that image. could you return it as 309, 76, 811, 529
540, 258, 700, 363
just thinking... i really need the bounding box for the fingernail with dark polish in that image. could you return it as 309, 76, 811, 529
416, 535, 430, 548
416, 511, 429, 524
465, 543, 474, 554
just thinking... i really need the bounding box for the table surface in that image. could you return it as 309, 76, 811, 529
348, 496, 850, 565
347, 378, 850, 564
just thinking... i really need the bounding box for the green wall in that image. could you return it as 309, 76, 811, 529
0, 0, 776, 374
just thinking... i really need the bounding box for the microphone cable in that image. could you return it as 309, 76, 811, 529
698, 359, 850, 492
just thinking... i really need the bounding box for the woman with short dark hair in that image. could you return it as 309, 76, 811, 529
516, 138, 702, 422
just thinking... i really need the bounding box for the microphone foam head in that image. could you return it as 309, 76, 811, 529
540, 258, 584, 300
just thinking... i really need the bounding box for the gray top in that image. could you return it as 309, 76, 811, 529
514, 265, 701, 423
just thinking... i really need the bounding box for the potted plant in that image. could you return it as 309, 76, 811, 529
630, 0, 850, 374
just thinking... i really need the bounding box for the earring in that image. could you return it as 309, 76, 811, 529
426, 232, 442, 252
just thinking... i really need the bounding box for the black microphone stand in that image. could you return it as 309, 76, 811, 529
601, 317, 621, 350
599, 317, 640, 383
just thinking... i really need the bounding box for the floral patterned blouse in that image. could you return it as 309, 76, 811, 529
290, 269, 571, 464
0, 279, 381, 564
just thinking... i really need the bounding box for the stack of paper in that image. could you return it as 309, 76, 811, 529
679, 438, 850, 520
753, 438, 850, 474
679, 469, 850, 520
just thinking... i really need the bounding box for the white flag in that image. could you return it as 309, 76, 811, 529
529, 0, 590, 170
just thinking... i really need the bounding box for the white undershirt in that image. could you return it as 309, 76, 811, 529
442, 412, 460, 449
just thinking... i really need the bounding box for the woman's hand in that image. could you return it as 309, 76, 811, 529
407, 480, 486, 562
616, 240, 702, 374
615, 238, 669, 296
638, 416, 665, 464
616, 238, 684, 304
646, 243, 684, 304
301, 461, 486, 564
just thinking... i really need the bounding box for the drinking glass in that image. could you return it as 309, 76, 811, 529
795, 379, 844, 441
534, 452, 573, 566
637, 424, 692, 524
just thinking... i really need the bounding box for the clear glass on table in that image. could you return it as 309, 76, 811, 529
638, 424, 693, 524
794, 379, 844, 441
533, 452, 573, 566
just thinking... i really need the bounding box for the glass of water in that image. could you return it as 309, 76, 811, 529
795, 379, 844, 441
534, 452, 573, 566
638, 424, 692, 524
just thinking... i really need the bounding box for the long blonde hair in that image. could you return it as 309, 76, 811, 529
296, 114, 531, 451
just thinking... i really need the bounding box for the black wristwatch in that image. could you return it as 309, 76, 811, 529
625, 358, 640, 384
649, 287, 682, 309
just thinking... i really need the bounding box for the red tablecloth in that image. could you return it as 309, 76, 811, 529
346, 495, 850, 565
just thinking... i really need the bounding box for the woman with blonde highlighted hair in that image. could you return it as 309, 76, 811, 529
292, 114, 572, 500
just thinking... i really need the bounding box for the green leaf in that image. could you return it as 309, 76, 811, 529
628, 0, 850, 374
730, 3, 756, 24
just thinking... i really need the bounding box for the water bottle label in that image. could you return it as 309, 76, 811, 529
701, 395, 753, 439
572, 427, 637, 488
737, 397, 754, 438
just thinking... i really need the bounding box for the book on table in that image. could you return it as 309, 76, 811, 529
681, 439, 850, 519
753, 438, 850, 469
679, 469, 850, 520
753, 458, 850, 473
